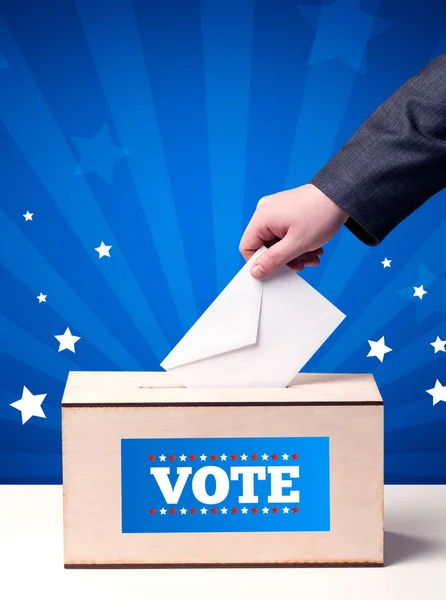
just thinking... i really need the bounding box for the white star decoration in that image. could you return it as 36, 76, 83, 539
220, 454, 227, 461
159, 454, 166, 462
200, 453, 207, 461
367, 336, 392, 362
381, 258, 392, 268
23, 211, 33, 221
282, 453, 289, 460
426, 380, 446, 406
95, 241, 112, 258
151, 503, 301, 517
10, 386, 47, 424
54, 327, 80, 353
241, 453, 248, 461
261, 453, 269, 461
413, 285, 428, 299
36, 293, 47, 303
179, 454, 187, 461
430, 337, 446, 354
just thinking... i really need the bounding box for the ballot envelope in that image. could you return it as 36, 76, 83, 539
161, 246, 346, 388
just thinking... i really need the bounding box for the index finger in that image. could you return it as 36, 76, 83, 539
239, 214, 276, 261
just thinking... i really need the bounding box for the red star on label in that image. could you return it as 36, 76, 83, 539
211, 454, 218, 461
272, 453, 278, 460
149, 508, 156, 515
190, 508, 197, 514
169, 455, 176, 461
251, 453, 257, 460
232, 507, 238, 514
272, 507, 279, 514
292, 507, 299, 513
148, 455, 156, 461
170, 508, 176, 515
292, 453, 299, 460
231, 454, 238, 460
211, 507, 218, 514
252, 507, 258, 514
190, 454, 196, 461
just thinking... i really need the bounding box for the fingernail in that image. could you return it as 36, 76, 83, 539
251, 264, 265, 279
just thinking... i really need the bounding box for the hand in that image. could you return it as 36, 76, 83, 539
239, 184, 349, 279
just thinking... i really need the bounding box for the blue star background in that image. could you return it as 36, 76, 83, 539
0, 0, 445, 484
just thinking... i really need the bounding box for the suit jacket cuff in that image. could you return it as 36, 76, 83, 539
310, 172, 386, 247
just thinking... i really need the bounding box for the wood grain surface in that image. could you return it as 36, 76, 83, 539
62, 372, 384, 567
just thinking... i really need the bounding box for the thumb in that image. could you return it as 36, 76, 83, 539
250, 237, 301, 279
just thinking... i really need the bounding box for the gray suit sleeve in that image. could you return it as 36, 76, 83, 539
310, 53, 446, 246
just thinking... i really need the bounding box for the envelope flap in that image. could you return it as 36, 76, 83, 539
161, 253, 264, 370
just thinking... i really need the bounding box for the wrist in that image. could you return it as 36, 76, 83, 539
307, 183, 350, 224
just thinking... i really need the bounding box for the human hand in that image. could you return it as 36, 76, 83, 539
239, 184, 349, 279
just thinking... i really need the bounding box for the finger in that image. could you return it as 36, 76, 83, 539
288, 250, 322, 265
239, 216, 277, 261
287, 254, 321, 271
250, 236, 301, 279
289, 260, 305, 272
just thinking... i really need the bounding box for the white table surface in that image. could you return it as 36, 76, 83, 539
1, 485, 445, 600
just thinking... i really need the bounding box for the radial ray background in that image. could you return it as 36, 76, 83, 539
0, 0, 445, 484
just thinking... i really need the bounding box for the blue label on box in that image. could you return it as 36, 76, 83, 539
121, 436, 330, 533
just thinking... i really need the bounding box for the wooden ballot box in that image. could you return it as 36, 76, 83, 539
62, 371, 384, 568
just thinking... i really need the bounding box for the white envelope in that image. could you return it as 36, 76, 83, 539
160, 247, 346, 388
